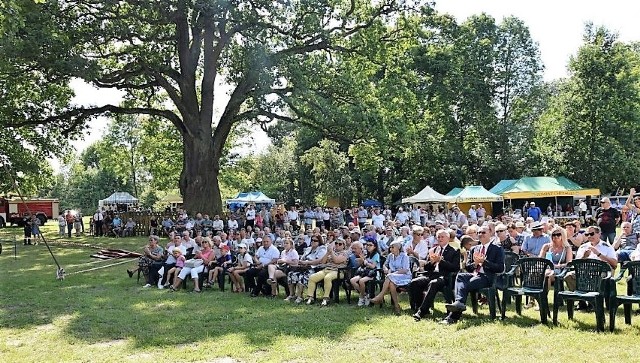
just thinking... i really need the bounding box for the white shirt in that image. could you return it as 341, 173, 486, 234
241, 252, 254, 267
372, 214, 385, 229
579, 202, 588, 213
576, 240, 616, 262
287, 210, 298, 222
468, 208, 477, 221
256, 245, 280, 265
246, 209, 256, 221
227, 219, 238, 230
396, 211, 409, 224
403, 239, 429, 260
241, 237, 255, 249
411, 209, 421, 223
212, 219, 224, 230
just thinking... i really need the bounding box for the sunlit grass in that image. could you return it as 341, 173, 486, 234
0, 221, 638, 362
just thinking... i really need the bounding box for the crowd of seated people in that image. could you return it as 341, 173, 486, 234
127, 197, 640, 323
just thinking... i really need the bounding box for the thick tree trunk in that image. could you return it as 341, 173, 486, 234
376, 166, 385, 205
180, 133, 223, 215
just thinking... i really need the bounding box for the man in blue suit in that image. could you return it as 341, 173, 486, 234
441, 225, 505, 324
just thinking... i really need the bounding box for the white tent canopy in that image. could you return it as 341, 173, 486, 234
99, 192, 139, 207
451, 186, 503, 203
402, 185, 453, 203
226, 191, 275, 205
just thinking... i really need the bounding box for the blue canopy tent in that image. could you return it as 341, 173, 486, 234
362, 199, 383, 208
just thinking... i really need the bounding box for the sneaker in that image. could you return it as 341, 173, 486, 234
357, 297, 365, 306
143, 284, 152, 288
284, 295, 295, 302
305, 297, 314, 305
267, 278, 275, 284
158, 285, 164, 290
320, 299, 329, 307
364, 296, 371, 306
295, 297, 304, 304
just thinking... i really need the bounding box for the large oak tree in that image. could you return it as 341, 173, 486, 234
4, 0, 408, 213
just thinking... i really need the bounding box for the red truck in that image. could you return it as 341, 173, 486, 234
0, 198, 60, 227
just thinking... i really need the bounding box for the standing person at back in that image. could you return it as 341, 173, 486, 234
93, 209, 104, 237
527, 202, 542, 222
596, 197, 620, 244
357, 206, 368, 229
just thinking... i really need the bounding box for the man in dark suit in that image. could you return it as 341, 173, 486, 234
441, 225, 505, 324
410, 229, 461, 321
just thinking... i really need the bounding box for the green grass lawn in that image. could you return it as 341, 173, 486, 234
0, 221, 638, 363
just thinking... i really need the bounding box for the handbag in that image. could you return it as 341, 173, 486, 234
184, 259, 204, 268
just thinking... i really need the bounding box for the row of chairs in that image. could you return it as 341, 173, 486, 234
497, 255, 640, 332
162, 249, 640, 332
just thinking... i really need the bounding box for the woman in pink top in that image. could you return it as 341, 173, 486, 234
171, 239, 214, 292
163, 248, 186, 288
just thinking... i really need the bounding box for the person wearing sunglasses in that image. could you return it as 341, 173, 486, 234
442, 225, 505, 324
595, 197, 620, 244
496, 224, 519, 254
522, 222, 550, 257
539, 226, 573, 292
564, 226, 617, 310
564, 221, 586, 252
613, 222, 639, 262
305, 238, 349, 306
574, 226, 617, 269
370, 240, 412, 314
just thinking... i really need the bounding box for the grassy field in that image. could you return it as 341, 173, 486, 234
0, 221, 638, 363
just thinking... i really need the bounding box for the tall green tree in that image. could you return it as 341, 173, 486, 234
535, 25, 640, 191
3, 0, 408, 214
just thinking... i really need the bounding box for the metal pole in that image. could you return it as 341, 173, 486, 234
14, 234, 17, 260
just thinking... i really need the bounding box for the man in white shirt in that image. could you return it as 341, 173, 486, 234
371, 208, 385, 229
395, 207, 409, 226
93, 210, 104, 237
579, 199, 588, 219
246, 205, 256, 228
212, 215, 224, 234
411, 206, 421, 225
575, 226, 617, 269
450, 207, 467, 227
322, 209, 331, 230
227, 216, 238, 232
246, 236, 280, 297
286, 206, 299, 231
476, 204, 486, 219
468, 205, 477, 222
357, 206, 368, 229
564, 226, 617, 307
383, 206, 393, 221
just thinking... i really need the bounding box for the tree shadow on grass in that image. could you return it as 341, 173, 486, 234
0, 244, 395, 349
